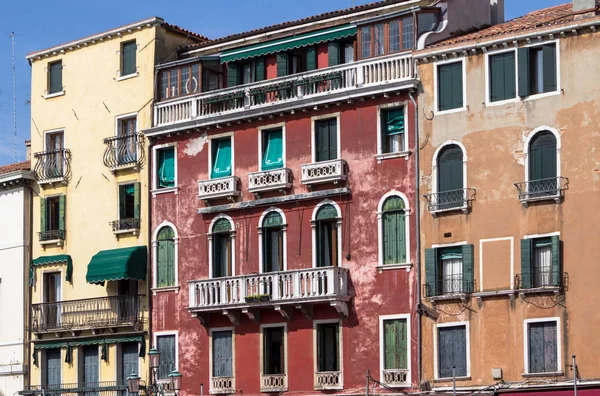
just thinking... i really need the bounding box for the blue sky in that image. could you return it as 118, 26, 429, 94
0, 0, 566, 166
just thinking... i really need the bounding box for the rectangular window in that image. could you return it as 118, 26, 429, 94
289, 50, 307, 74
211, 137, 232, 179
156, 147, 175, 188
121, 41, 137, 76
383, 318, 408, 372
117, 117, 137, 164
361, 27, 372, 59
156, 335, 176, 380
212, 330, 233, 378
425, 245, 474, 297
80, 345, 99, 386
489, 52, 516, 102
527, 321, 558, 374
402, 16, 414, 50
212, 231, 232, 278
381, 107, 405, 153
119, 342, 139, 383
203, 62, 224, 93
317, 323, 339, 372
42, 272, 61, 329
373, 24, 385, 56
521, 236, 561, 289
518, 44, 557, 97
119, 183, 136, 220
43, 349, 62, 388
46, 196, 61, 232
263, 225, 283, 273
438, 61, 464, 112
389, 21, 400, 53
263, 327, 285, 375
440, 247, 463, 294
437, 325, 467, 378
48, 61, 63, 94
314, 118, 338, 162
261, 128, 283, 171
241, 61, 254, 85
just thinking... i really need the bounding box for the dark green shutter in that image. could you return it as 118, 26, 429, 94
255, 57, 266, 81
58, 195, 66, 232
306, 47, 317, 71
315, 120, 329, 162
504, 52, 517, 99
425, 248, 438, 297
122, 41, 137, 76
276, 53, 288, 77
521, 238, 533, 289
134, 182, 141, 220
328, 119, 337, 160
542, 44, 557, 93
438, 62, 463, 111
462, 244, 474, 293
227, 63, 239, 87
49, 62, 62, 94
490, 52, 516, 102
518, 47, 530, 97
40, 198, 47, 233
328, 42, 340, 66
550, 235, 561, 286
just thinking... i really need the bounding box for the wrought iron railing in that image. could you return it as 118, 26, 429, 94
110, 218, 141, 232
424, 277, 475, 298
102, 133, 145, 170
34, 149, 72, 183
423, 188, 476, 213
515, 270, 565, 290
30, 295, 141, 333
514, 177, 569, 202
39, 230, 65, 242
19, 381, 145, 395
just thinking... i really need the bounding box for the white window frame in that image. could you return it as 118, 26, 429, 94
208, 132, 235, 179
151, 142, 178, 196
117, 40, 139, 80
114, 112, 138, 137
377, 191, 411, 271
311, 113, 341, 163
522, 126, 561, 184
258, 207, 288, 273
484, 48, 519, 107
522, 39, 561, 101
313, 319, 343, 389
44, 60, 65, 98
523, 317, 561, 375
43, 128, 66, 152
376, 102, 410, 162
311, 200, 343, 268
258, 123, 286, 171
431, 140, 468, 196
151, 221, 180, 294
433, 57, 467, 115
433, 321, 470, 380
379, 314, 411, 388
40, 268, 64, 303
209, 327, 236, 393
260, 323, 288, 378
153, 331, 179, 382
208, 214, 236, 279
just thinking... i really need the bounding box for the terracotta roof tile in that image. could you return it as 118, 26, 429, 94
164, 23, 209, 42
0, 160, 30, 175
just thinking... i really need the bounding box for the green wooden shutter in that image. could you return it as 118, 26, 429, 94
451, 63, 464, 109
122, 41, 137, 76
328, 42, 340, 66
227, 63, 239, 87
328, 119, 338, 160
306, 47, 317, 71
550, 235, 561, 286
40, 198, 47, 233
58, 195, 66, 232
504, 52, 517, 99
490, 54, 505, 102
255, 57, 266, 81
462, 244, 474, 293
518, 47, 530, 97
276, 53, 288, 77
438, 63, 462, 111
134, 182, 141, 220
315, 121, 329, 162
425, 248, 438, 297
521, 238, 533, 289
542, 44, 557, 93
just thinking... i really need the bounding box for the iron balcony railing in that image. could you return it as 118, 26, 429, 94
424, 277, 475, 298
423, 188, 476, 213
31, 295, 142, 333
39, 229, 65, 242
20, 381, 145, 396
514, 177, 569, 202
515, 269, 566, 290
34, 149, 72, 184
102, 133, 145, 171
110, 218, 141, 232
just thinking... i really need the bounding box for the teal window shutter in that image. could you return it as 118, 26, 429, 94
461, 244, 474, 293
307, 47, 317, 71
211, 138, 232, 178
121, 41, 137, 76
277, 53, 288, 77
58, 195, 66, 232
227, 63, 239, 87
438, 62, 463, 111
262, 129, 283, 170
518, 47, 530, 97
49, 61, 63, 94
521, 238, 533, 289
134, 182, 141, 220
328, 42, 340, 66
255, 57, 266, 81
542, 44, 557, 93
158, 148, 175, 188
40, 198, 47, 233
550, 235, 561, 286
384, 108, 404, 136
425, 248, 438, 297
382, 196, 406, 265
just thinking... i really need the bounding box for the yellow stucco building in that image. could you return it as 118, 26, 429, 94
24, 18, 204, 395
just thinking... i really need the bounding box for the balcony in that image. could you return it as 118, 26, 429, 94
248, 168, 292, 197
19, 381, 143, 396
110, 218, 141, 236
39, 230, 65, 246
315, 371, 342, 391
188, 267, 350, 323
423, 188, 476, 216
102, 132, 145, 172
33, 149, 71, 185
301, 159, 347, 188
424, 277, 475, 302
198, 176, 241, 203
151, 53, 415, 133
515, 270, 567, 296
382, 369, 410, 387
30, 295, 142, 334
210, 377, 235, 395
514, 177, 569, 206
261, 374, 287, 393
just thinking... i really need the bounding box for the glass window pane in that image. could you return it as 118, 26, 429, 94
361, 27, 371, 58
402, 17, 414, 50
374, 24, 385, 56
390, 21, 400, 53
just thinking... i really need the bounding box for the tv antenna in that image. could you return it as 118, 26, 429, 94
9, 32, 17, 162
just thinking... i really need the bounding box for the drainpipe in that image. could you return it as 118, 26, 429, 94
408, 90, 421, 389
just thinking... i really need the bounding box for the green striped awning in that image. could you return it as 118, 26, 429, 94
220, 24, 357, 63
86, 246, 147, 285
30, 254, 73, 286
33, 335, 146, 359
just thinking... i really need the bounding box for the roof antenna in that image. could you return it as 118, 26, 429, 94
9, 32, 17, 162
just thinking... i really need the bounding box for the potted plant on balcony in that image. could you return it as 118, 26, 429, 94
245, 293, 271, 303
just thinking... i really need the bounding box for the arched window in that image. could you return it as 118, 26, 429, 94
156, 227, 175, 287
437, 144, 464, 209
382, 196, 407, 265
528, 131, 557, 195
211, 217, 234, 278
262, 211, 284, 273
315, 204, 339, 267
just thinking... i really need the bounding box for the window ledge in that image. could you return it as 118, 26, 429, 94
314, 385, 344, 391
151, 186, 179, 197
485, 97, 519, 107
430, 205, 469, 217
44, 91, 65, 99
522, 372, 564, 378
524, 90, 561, 102
40, 239, 64, 247
520, 194, 562, 206
376, 263, 413, 273
152, 286, 180, 295
435, 106, 467, 116
434, 376, 471, 383
428, 293, 470, 304
109, 163, 139, 173
518, 286, 561, 296
473, 290, 517, 301
375, 151, 411, 163
116, 72, 139, 82
113, 228, 140, 236
38, 177, 67, 186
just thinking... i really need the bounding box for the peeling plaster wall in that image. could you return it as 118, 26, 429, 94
417, 30, 600, 387
151, 96, 418, 395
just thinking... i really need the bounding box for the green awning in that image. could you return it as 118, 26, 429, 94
220, 24, 357, 63
86, 246, 147, 285
33, 335, 146, 357
30, 254, 72, 286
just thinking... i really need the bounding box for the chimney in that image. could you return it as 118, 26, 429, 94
490, 0, 505, 25
25, 140, 31, 161
573, 0, 598, 18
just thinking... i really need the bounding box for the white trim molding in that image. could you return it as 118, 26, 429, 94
151, 142, 178, 195
208, 214, 236, 279
257, 207, 288, 274
151, 221, 180, 293
376, 191, 411, 271
484, 47, 519, 107
433, 57, 467, 115
379, 314, 412, 387
433, 321, 470, 380
310, 113, 341, 163
523, 317, 562, 375
311, 199, 343, 268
